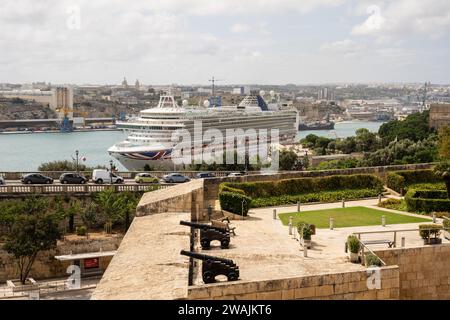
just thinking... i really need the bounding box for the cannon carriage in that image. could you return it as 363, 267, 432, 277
180, 220, 230, 249
180, 250, 239, 284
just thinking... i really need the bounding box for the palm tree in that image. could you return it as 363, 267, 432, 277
94, 189, 126, 234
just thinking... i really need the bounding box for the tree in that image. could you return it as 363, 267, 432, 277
80, 203, 98, 232
66, 200, 81, 233
94, 189, 127, 233
279, 150, 299, 171
38, 160, 88, 172
4, 213, 61, 284
300, 134, 319, 148
118, 192, 140, 231
434, 161, 450, 198
335, 137, 357, 154
0, 200, 21, 234
38, 160, 106, 172
378, 110, 432, 144
21, 196, 49, 215
355, 128, 379, 152
438, 126, 450, 160
361, 136, 438, 167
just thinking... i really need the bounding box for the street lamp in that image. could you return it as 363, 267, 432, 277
109, 160, 113, 184
75, 150, 79, 173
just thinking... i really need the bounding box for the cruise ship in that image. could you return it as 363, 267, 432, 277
108, 92, 298, 170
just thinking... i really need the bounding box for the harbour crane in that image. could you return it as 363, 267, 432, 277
208, 76, 225, 107
416, 82, 430, 111
55, 107, 89, 132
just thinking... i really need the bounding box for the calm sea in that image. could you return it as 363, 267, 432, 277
0, 121, 384, 171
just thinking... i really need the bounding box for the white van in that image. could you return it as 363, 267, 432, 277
92, 169, 124, 184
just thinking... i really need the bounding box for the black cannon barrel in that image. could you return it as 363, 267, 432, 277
180, 250, 235, 265
180, 220, 227, 232
180, 220, 211, 228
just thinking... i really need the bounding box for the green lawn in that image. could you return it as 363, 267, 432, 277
278, 206, 430, 229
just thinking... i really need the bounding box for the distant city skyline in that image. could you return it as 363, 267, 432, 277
1, 0, 450, 85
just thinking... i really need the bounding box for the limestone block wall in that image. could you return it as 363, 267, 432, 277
0, 236, 122, 282
376, 244, 450, 299
187, 266, 399, 300
136, 179, 204, 218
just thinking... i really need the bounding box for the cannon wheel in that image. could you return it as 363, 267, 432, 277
220, 239, 230, 249
227, 272, 238, 281
200, 238, 210, 249
203, 271, 215, 284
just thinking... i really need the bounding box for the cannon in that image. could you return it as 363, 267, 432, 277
180, 250, 239, 284
180, 220, 230, 249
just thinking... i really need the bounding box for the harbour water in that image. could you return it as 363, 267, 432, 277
1, 121, 384, 171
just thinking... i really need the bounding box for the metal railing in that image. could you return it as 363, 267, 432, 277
352, 226, 450, 266
359, 241, 387, 267
0, 276, 102, 299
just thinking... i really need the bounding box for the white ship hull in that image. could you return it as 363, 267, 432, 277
108, 94, 298, 171
109, 152, 174, 170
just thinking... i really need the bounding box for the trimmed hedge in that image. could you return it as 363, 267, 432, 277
386, 172, 405, 193
218, 191, 252, 216
251, 189, 379, 208
387, 169, 441, 194
221, 174, 384, 198
218, 184, 246, 195
405, 190, 450, 213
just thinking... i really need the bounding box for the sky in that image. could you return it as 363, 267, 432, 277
0, 0, 450, 85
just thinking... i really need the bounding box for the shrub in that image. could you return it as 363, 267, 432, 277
378, 198, 401, 208
443, 219, 450, 230
218, 184, 246, 195
405, 190, 450, 213
220, 174, 383, 199
365, 254, 382, 267
433, 212, 449, 218
297, 222, 312, 240
419, 224, 442, 239
76, 226, 87, 236
250, 189, 380, 208
387, 169, 441, 193
218, 192, 252, 216
347, 235, 360, 254
386, 172, 405, 194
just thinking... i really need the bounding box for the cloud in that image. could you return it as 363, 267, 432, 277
352, 5, 386, 36
230, 23, 250, 33
351, 0, 450, 41
126, 0, 347, 16
320, 39, 367, 57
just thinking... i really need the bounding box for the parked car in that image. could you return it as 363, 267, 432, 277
227, 172, 245, 177
195, 172, 216, 179
135, 173, 158, 184
0, 176, 5, 185
163, 173, 190, 183
59, 173, 88, 184
21, 173, 53, 184
92, 169, 124, 184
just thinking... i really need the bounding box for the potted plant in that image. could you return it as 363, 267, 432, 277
347, 235, 360, 263
419, 224, 442, 245
443, 219, 450, 240
297, 222, 312, 249
365, 253, 382, 267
